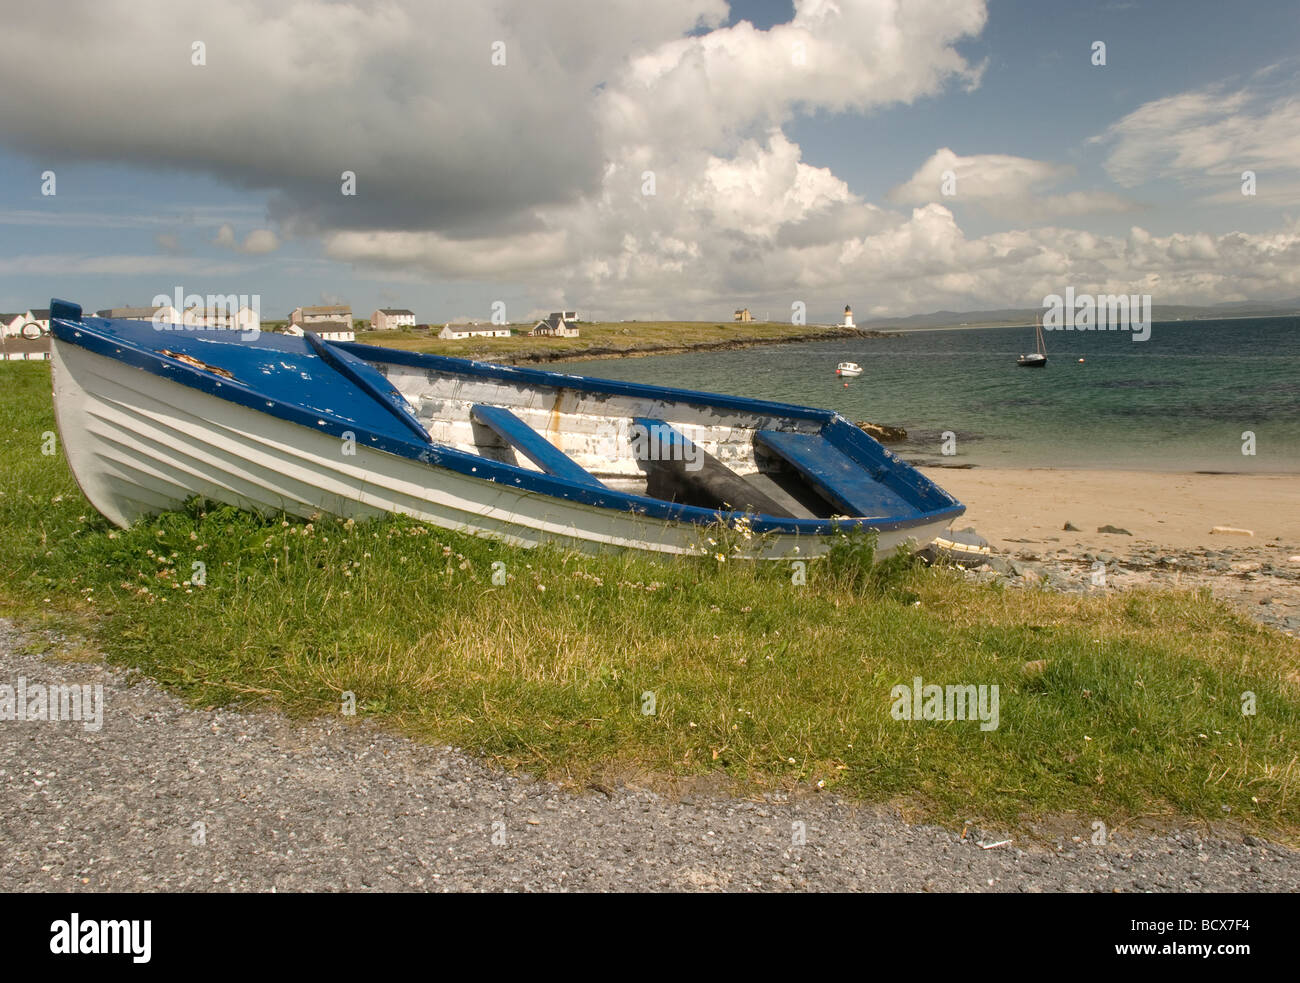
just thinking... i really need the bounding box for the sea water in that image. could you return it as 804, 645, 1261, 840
554, 317, 1300, 472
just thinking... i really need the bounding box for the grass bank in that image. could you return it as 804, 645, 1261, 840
353, 320, 877, 363
2, 363, 1298, 839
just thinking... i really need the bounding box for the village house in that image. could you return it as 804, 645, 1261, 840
437, 322, 511, 340
529, 311, 580, 337
289, 304, 352, 328
1, 311, 51, 359
182, 304, 260, 334
95, 304, 259, 334
734, 308, 752, 323
284, 321, 355, 342
371, 308, 416, 331
3, 309, 51, 338
96, 305, 182, 325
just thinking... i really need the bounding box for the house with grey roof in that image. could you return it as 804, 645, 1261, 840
371, 308, 416, 331
529, 312, 581, 337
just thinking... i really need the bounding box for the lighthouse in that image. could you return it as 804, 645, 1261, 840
842, 305, 854, 329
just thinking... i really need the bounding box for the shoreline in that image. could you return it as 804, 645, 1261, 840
912, 460, 1300, 477
923, 466, 1300, 635
365, 324, 897, 366
498, 325, 895, 365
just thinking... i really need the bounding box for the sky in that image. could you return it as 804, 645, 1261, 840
1, 0, 1298, 324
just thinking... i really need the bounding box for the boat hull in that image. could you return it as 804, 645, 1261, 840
51, 338, 951, 558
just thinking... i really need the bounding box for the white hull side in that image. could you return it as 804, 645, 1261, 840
50, 341, 948, 558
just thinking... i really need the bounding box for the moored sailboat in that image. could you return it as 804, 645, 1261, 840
1017, 315, 1047, 368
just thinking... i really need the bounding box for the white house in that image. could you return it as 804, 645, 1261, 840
181, 305, 260, 334
437, 322, 511, 340
284, 322, 355, 342
529, 311, 581, 337
5, 309, 52, 338
371, 308, 416, 331
97, 305, 184, 327
290, 304, 352, 328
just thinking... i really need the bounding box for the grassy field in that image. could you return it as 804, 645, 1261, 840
353, 320, 864, 362
2, 362, 1298, 840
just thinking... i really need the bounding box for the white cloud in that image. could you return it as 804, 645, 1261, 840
215, 223, 280, 254
327, 229, 567, 278
0, 0, 730, 234
240, 229, 280, 254
1091, 74, 1300, 204
889, 148, 1139, 221
4, 1, 1297, 317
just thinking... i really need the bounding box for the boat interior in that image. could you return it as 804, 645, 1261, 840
362, 353, 922, 522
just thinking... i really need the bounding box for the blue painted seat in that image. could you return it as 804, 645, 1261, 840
470, 404, 605, 489
753, 430, 915, 518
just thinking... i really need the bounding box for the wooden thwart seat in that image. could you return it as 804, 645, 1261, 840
753, 429, 913, 518
631, 417, 794, 517
470, 404, 605, 488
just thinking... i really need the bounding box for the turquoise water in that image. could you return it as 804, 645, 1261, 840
555, 317, 1300, 472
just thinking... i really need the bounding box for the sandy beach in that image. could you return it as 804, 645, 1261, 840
921, 467, 1300, 635
924, 468, 1300, 552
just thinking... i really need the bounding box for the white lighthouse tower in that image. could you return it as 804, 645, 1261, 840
842, 305, 854, 328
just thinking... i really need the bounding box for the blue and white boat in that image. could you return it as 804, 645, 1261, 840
47, 300, 963, 557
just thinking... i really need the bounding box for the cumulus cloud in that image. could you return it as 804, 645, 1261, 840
0, 1, 984, 235
239, 229, 280, 254
0, 0, 729, 235
3, 0, 1296, 317
215, 224, 280, 254
889, 148, 1139, 221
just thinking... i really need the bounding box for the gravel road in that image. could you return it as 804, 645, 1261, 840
3, 618, 1297, 892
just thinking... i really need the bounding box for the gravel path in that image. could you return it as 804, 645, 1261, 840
3, 618, 1297, 893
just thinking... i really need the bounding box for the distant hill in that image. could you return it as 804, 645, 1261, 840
862, 298, 1300, 331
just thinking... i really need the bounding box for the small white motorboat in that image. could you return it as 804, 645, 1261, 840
836, 362, 863, 377
46, 300, 964, 559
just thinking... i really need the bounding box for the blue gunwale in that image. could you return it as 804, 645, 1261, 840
47, 299, 964, 536
333, 340, 833, 422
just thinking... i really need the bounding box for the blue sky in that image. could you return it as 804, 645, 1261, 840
2, 0, 1298, 323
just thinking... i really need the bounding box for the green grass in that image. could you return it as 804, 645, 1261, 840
2, 363, 1298, 839
353, 320, 859, 362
